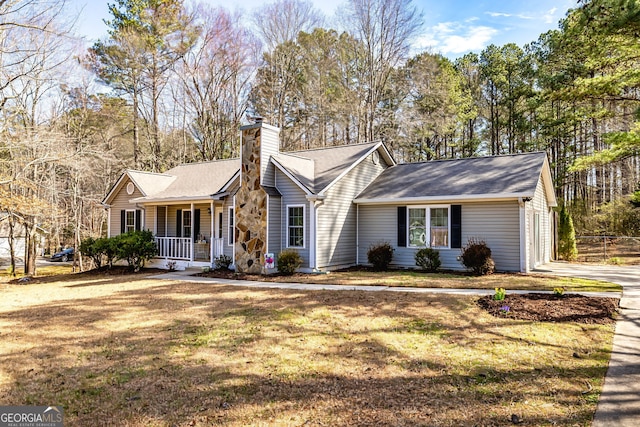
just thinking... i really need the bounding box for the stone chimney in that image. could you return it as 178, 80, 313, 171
234, 121, 280, 274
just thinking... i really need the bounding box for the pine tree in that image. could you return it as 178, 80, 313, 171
558, 203, 578, 261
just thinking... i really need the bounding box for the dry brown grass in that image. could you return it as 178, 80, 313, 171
202, 268, 622, 293
0, 272, 614, 426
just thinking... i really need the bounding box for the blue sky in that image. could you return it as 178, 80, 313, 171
68, 0, 578, 59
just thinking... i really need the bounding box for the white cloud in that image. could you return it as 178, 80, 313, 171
487, 12, 511, 18
417, 22, 498, 55
543, 7, 558, 24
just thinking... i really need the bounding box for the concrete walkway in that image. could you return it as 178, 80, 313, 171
154, 269, 618, 298
534, 262, 640, 427
155, 263, 636, 425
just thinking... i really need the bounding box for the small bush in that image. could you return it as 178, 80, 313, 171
415, 247, 441, 272
79, 236, 117, 269
79, 237, 102, 268
461, 238, 495, 275
214, 254, 232, 270
97, 237, 118, 268
493, 287, 506, 301
553, 287, 565, 297
113, 230, 157, 272
277, 249, 303, 275
367, 241, 394, 271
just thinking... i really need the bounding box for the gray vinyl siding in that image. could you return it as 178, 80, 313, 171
144, 209, 154, 233
358, 201, 521, 272
261, 126, 280, 187
275, 169, 310, 268
316, 151, 388, 268
108, 178, 145, 237
268, 195, 282, 257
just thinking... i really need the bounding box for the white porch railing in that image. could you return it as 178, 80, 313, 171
212, 238, 224, 259
155, 237, 191, 260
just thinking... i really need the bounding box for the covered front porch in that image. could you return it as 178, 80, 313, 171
149, 201, 229, 265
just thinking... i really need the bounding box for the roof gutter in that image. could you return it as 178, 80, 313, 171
354, 192, 535, 205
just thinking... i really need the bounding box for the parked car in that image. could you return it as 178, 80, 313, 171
51, 248, 74, 262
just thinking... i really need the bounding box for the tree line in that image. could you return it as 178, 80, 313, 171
0, 0, 638, 275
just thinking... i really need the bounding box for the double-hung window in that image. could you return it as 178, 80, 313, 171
125, 210, 136, 233
407, 206, 450, 248
287, 205, 304, 248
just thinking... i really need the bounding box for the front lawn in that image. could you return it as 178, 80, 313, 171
199, 267, 623, 293
0, 272, 616, 426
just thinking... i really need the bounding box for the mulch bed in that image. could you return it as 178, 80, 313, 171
477, 293, 619, 324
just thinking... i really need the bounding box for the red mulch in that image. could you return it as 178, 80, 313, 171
477, 293, 619, 324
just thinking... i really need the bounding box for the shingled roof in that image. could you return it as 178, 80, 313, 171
130, 159, 241, 203
355, 152, 556, 205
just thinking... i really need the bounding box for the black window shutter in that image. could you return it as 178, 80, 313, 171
135, 209, 141, 231
193, 209, 200, 240
120, 210, 125, 234
176, 210, 182, 237
397, 206, 407, 247
451, 205, 462, 248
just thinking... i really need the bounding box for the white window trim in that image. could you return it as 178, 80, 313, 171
125, 209, 136, 233
286, 204, 306, 249
228, 206, 234, 246
407, 204, 451, 249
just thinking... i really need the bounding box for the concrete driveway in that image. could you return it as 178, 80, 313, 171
535, 262, 640, 427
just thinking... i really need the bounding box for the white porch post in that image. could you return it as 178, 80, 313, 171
190, 203, 194, 262
210, 200, 214, 263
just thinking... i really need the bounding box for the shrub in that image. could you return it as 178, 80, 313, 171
461, 238, 495, 275
96, 237, 118, 268
367, 241, 394, 271
558, 203, 578, 261
113, 230, 157, 272
214, 254, 232, 270
79, 237, 102, 268
277, 249, 303, 275
414, 247, 441, 272
79, 236, 117, 269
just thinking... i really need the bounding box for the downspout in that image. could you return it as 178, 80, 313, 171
356, 204, 359, 265
106, 206, 111, 238
306, 195, 325, 271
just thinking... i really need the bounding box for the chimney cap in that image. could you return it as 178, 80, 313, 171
247, 114, 263, 124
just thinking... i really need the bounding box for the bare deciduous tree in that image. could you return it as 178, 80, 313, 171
252, 0, 324, 51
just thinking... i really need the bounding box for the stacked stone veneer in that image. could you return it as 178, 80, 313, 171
234, 126, 269, 274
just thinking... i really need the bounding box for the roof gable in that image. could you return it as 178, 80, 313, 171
102, 170, 174, 205
272, 141, 394, 195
